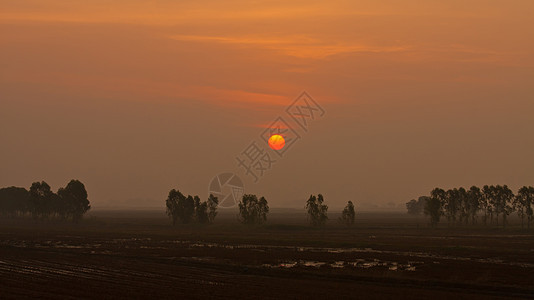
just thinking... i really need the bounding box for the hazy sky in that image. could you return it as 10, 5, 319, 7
1, 0, 533, 210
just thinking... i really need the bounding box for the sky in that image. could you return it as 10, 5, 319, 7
1, 0, 533, 210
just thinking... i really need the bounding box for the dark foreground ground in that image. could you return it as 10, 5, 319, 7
1, 210, 533, 299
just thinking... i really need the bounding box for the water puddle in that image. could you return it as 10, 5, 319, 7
262, 259, 421, 271
3, 238, 533, 269
180, 241, 534, 269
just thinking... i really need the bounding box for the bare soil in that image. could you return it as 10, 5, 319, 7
1, 210, 533, 299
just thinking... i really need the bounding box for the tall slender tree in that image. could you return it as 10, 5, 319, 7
180, 195, 196, 224
467, 186, 482, 225
457, 187, 469, 225
514, 186, 534, 229
258, 196, 269, 225
496, 185, 514, 228
431, 188, 446, 208
444, 189, 460, 226
207, 194, 219, 224
424, 195, 442, 228
340, 200, 355, 226
195, 200, 209, 224
482, 185, 494, 225
166, 189, 185, 226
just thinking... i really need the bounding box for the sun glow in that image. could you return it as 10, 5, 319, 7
268, 134, 285, 150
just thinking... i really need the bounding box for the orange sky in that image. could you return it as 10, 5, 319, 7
1, 0, 533, 210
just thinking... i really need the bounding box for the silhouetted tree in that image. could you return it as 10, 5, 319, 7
457, 187, 469, 224
495, 185, 514, 228
416, 184, 523, 228
340, 200, 355, 226
194, 195, 209, 224
179, 195, 195, 224
467, 186, 482, 225
258, 196, 269, 224
0, 187, 29, 217
426, 188, 444, 227
239, 194, 256, 224
490, 185, 501, 225
166, 190, 219, 225
482, 185, 514, 227
238, 194, 269, 225
444, 188, 460, 226
306, 194, 328, 226
481, 185, 494, 225
29, 181, 55, 219
166, 189, 185, 225
406, 197, 425, 216
57, 180, 90, 222
194, 195, 201, 211
514, 186, 533, 229
431, 188, 446, 206
0, 181, 89, 222
207, 194, 219, 224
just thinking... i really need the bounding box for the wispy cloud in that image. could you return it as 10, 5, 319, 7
0, 1, 396, 26
169, 34, 410, 59
4, 70, 293, 109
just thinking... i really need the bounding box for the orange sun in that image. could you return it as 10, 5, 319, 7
268, 134, 285, 150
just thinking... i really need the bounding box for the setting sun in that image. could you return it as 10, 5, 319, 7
268, 134, 285, 150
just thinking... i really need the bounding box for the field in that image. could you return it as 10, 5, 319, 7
1, 209, 533, 299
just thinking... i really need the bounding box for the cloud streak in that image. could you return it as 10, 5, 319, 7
169, 34, 410, 59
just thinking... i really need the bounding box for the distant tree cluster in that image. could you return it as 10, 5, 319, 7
407, 185, 534, 229
165, 189, 218, 225
406, 196, 427, 216
304, 195, 356, 227
0, 180, 91, 222
238, 194, 269, 225
306, 194, 328, 226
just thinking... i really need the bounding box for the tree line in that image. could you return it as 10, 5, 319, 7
238, 194, 269, 225
165, 190, 356, 227
406, 185, 534, 229
0, 180, 91, 222
165, 189, 269, 225
165, 189, 219, 225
